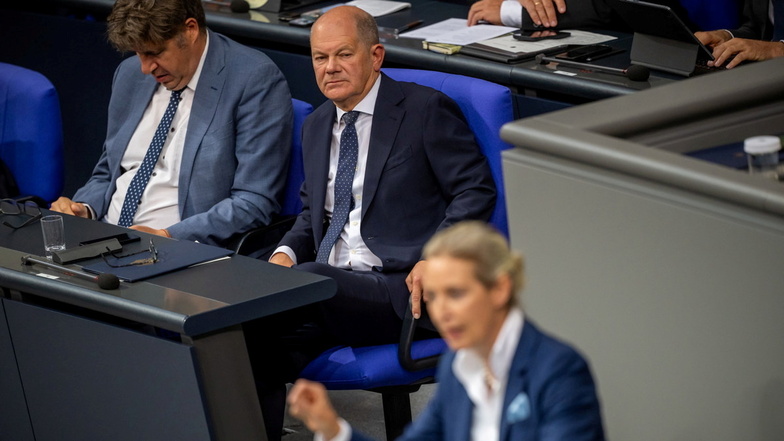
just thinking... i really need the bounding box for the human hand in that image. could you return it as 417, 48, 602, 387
269, 252, 295, 267
710, 38, 784, 68
468, 0, 504, 26
288, 379, 341, 440
50, 197, 90, 218
405, 260, 428, 319
521, 0, 567, 28
695, 30, 732, 47
129, 225, 171, 238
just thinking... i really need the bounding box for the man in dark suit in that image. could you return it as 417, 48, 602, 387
252, 5, 496, 440
696, 0, 784, 68
51, 0, 292, 247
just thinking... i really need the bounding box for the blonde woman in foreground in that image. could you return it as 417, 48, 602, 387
288, 221, 605, 441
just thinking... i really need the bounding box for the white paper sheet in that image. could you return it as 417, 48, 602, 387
400, 18, 517, 46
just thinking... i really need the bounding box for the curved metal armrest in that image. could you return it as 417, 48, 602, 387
233, 215, 297, 258
398, 297, 442, 372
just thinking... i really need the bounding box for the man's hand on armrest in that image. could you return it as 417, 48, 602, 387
406, 260, 428, 320
270, 252, 296, 267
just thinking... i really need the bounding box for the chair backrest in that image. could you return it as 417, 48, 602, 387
677, 0, 739, 30
0, 62, 64, 202
382, 68, 514, 236
280, 98, 313, 216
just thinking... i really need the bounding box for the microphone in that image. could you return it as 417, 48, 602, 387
230, 0, 250, 13
22, 255, 120, 290
536, 54, 650, 82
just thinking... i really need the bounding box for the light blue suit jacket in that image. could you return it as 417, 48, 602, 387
353, 320, 605, 441
73, 30, 292, 247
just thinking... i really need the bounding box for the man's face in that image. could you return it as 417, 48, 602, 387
135, 20, 202, 91
310, 13, 384, 111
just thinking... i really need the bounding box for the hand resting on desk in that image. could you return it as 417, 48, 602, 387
51, 196, 90, 218
468, 0, 567, 28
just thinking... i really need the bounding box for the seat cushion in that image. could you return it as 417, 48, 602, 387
299, 338, 447, 390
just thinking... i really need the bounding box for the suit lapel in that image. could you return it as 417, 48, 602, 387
363, 74, 404, 215
306, 105, 335, 244
178, 30, 226, 215
110, 74, 157, 180
499, 321, 538, 441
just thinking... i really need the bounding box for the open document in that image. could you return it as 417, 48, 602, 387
400, 18, 517, 46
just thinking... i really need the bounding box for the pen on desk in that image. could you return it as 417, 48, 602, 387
399, 20, 424, 33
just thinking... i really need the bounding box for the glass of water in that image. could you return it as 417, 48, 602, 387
40, 214, 65, 259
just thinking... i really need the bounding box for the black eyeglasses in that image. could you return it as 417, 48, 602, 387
0, 199, 43, 229
101, 239, 159, 268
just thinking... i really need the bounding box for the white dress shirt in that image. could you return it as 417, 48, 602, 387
501, 0, 525, 27
453, 307, 525, 441
102, 34, 210, 229
274, 75, 383, 271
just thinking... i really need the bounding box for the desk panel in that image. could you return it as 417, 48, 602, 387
500, 57, 784, 441
0, 300, 35, 441
5, 299, 211, 441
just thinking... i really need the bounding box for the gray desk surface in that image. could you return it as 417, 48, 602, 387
0, 213, 336, 336
50, 0, 678, 101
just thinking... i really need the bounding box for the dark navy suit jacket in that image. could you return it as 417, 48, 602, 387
732, 0, 775, 40
278, 73, 496, 320
353, 320, 605, 441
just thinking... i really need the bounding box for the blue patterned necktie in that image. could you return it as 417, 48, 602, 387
117, 89, 183, 228
773, 0, 784, 41
316, 111, 360, 264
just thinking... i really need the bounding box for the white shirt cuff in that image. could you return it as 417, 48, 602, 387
313, 418, 352, 441
270, 245, 298, 265
501, 0, 523, 27
82, 203, 96, 220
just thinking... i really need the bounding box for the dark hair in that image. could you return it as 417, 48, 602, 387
107, 0, 206, 52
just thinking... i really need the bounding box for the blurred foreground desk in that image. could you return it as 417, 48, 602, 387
0, 215, 336, 441
500, 58, 784, 441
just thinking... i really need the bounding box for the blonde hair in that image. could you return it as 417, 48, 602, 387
423, 221, 524, 305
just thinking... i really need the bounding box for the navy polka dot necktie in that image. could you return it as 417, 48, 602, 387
117, 89, 183, 228
316, 111, 360, 264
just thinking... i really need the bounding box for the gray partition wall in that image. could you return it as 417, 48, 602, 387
500, 58, 784, 441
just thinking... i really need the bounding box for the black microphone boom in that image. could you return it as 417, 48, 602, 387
22, 255, 120, 290
536, 54, 650, 81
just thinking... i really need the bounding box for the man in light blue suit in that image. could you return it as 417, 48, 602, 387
51, 0, 292, 247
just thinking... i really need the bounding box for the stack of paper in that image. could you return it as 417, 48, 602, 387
345, 0, 411, 17
400, 18, 516, 46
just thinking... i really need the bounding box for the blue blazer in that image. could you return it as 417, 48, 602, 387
354, 320, 605, 441
73, 30, 292, 247
278, 73, 496, 318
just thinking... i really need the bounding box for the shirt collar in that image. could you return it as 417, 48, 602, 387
185, 31, 209, 92
453, 307, 525, 396
335, 74, 381, 123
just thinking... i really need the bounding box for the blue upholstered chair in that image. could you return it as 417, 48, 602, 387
0, 62, 64, 204
678, 0, 740, 31
298, 68, 514, 439
234, 98, 312, 257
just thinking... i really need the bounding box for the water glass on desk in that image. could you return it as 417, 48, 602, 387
40, 214, 65, 259
743, 136, 781, 181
